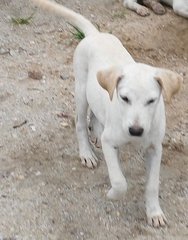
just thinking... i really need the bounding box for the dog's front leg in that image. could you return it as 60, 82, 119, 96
101, 133, 127, 200
123, 0, 150, 16
144, 144, 167, 227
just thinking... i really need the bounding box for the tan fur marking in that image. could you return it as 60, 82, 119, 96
97, 66, 123, 100
155, 69, 183, 103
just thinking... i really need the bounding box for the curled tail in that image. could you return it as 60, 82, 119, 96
32, 0, 99, 36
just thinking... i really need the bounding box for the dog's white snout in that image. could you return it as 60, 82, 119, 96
129, 126, 144, 137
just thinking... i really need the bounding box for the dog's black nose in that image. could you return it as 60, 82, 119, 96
129, 127, 144, 137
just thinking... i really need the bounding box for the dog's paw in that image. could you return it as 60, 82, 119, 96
80, 150, 98, 168
152, 3, 166, 15
136, 6, 150, 16
147, 208, 167, 227
90, 135, 101, 148
107, 182, 127, 200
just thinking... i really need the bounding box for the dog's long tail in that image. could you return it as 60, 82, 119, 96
32, 0, 99, 36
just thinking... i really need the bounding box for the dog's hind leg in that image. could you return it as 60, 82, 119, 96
74, 54, 99, 168
75, 82, 99, 168
88, 111, 103, 148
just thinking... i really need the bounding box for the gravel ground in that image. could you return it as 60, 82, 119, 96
0, 0, 187, 239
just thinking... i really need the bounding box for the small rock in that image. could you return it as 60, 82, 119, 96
30, 41, 35, 45
17, 174, 25, 180
60, 75, 69, 80
29, 124, 36, 132
35, 171, 41, 176
116, 211, 120, 217
28, 70, 43, 80
61, 122, 69, 128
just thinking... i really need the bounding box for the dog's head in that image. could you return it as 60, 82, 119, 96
97, 63, 182, 138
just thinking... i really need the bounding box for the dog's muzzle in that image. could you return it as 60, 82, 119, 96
129, 126, 144, 137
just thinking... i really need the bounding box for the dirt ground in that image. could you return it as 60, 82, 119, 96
0, 0, 188, 239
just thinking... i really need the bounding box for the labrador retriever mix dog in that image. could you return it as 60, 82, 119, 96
32, 0, 182, 227
123, 0, 188, 18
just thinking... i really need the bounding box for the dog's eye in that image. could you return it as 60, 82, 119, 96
121, 96, 130, 103
147, 99, 155, 105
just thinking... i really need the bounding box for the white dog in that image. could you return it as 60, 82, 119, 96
32, 0, 182, 227
123, 0, 188, 18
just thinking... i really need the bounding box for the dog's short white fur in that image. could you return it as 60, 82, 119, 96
32, 0, 182, 227
123, 0, 188, 18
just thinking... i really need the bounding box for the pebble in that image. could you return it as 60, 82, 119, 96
28, 70, 43, 80
61, 122, 69, 128
35, 171, 41, 176
29, 124, 36, 132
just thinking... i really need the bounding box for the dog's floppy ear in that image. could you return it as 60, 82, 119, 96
97, 66, 123, 100
155, 69, 183, 103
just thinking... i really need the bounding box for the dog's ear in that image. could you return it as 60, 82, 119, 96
155, 69, 183, 103
97, 66, 123, 100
